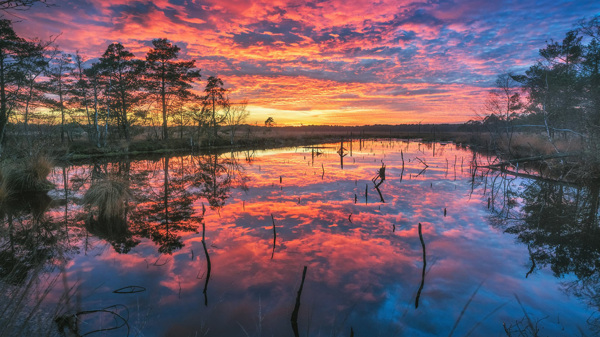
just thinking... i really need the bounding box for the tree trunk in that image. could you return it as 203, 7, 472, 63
0, 55, 7, 154
24, 83, 32, 133
211, 95, 216, 146
121, 91, 130, 142
93, 83, 100, 147
162, 72, 167, 140
60, 90, 65, 143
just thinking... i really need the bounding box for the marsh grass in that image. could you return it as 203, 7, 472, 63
0, 156, 54, 202
83, 177, 137, 253
83, 176, 130, 222
0, 214, 71, 337
460, 132, 582, 157
0, 265, 66, 337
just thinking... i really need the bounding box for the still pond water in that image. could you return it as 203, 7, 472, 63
2, 139, 600, 336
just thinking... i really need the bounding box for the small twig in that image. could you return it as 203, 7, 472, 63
448, 281, 485, 337
526, 246, 536, 278
153, 256, 169, 266
113, 286, 146, 294
415, 157, 429, 168
515, 294, 536, 335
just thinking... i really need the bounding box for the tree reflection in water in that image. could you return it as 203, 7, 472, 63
194, 153, 233, 210
0, 191, 73, 335
0, 192, 62, 284
487, 172, 600, 331
70, 153, 239, 255
129, 156, 201, 254
94, 153, 237, 254
4, 142, 600, 335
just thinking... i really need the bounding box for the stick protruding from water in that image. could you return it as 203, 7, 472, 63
291, 266, 308, 337
415, 223, 427, 309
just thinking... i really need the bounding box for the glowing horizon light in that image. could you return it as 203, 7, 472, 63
12, 0, 600, 125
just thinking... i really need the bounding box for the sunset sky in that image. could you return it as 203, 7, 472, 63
12, 0, 600, 125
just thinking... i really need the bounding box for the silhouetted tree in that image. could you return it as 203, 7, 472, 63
70, 51, 94, 142
46, 51, 73, 142
83, 63, 103, 147
265, 116, 274, 127
0, 0, 47, 11
146, 38, 201, 140
484, 73, 524, 153
18, 38, 51, 134
0, 19, 35, 152
99, 42, 145, 142
201, 76, 228, 146
225, 101, 248, 145
512, 28, 587, 142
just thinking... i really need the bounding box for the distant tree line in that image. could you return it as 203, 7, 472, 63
0, 19, 248, 155
464, 16, 600, 155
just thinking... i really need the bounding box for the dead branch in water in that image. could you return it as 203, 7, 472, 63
372, 163, 386, 188
415, 223, 426, 309
481, 153, 576, 169
271, 214, 277, 260
375, 185, 385, 203
291, 266, 308, 337
414, 157, 429, 168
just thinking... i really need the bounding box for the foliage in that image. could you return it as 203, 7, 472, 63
99, 43, 146, 142
146, 38, 201, 140
225, 101, 249, 145
0, 19, 38, 151
466, 15, 600, 167
0, 20, 250, 154
265, 116, 274, 127
46, 51, 73, 142
0, 0, 47, 11
201, 76, 229, 146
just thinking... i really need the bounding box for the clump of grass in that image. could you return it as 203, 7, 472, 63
83, 176, 131, 222
0, 155, 54, 201
84, 177, 137, 253
0, 173, 9, 204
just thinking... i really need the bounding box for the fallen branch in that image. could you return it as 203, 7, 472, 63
481, 153, 577, 168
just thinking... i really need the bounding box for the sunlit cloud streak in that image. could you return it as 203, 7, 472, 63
14, 0, 600, 124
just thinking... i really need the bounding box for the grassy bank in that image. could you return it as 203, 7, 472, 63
2, 123, 598, 183
1, 124, 465, 162
458, 130, 600, 184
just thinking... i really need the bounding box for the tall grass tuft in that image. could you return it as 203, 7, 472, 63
84, 176, 131, 222
84, 176, 137, 253
0, 155, 54, 199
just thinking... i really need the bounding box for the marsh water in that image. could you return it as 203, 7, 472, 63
2, 139, 600, 336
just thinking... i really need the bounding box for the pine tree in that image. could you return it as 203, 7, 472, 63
0, 19, 36, 151
99, 42, 145, 142
146, 38, 201, 140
